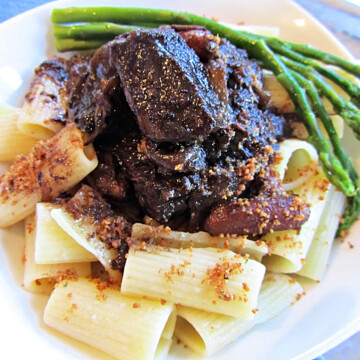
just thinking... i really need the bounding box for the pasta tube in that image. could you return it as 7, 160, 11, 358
0, 106, 38, 161
174, 272, 303, 356
0, 123, 98, 228
261, 140, 332, 273
17, 59, 68, 139
131, 223, 268, 262
121, 245, 266, 318
44, 277, 175, 360
261, 169, 330, 273
275, 139, 319, 191
51, 207, 122, 283
297, 185, 346, 280
24, 215, 91, 294
34, 203, 96, 264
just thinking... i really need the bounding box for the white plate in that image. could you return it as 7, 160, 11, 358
0, 1, 360, 360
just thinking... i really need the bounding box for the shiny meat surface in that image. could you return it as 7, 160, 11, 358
204, 193, 310, 236
66, 55, 91, 93
109, 28, 228, 142
63, 184, 114, 222
68, 44, 120, 141
90, 150, 128, 202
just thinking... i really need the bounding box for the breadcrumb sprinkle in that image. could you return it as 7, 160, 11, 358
202, 257, 245, 301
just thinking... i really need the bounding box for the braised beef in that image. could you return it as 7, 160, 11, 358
63, 184, 114, 222
66, 55, 91, 93
63, 27, 309, 237
116, 132, 195, 224
68, 43, 121, 141
174, 26, 220, 61
90, 151, 128, 203
109, 28, 228, 142
204, 189, 310, 237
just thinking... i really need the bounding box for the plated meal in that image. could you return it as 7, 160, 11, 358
1, 1, 360, 360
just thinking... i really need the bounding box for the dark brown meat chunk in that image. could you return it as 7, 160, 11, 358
116, 132, 195, 224
175, 26, 220, 61
204, 193, 310, 236
107, 28, 282, 232
63, 184, 115, 222
68, 43, 121, 141
66, 55, 91, 93
89, 151, 128, 203
109, 28, 228, 142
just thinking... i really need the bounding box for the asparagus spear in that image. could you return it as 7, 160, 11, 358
51, 7, 360, 77
54, 38, 106, 52
290, 71, 358, 186
53, 23, 147, 40
285, 42, 360, 78
51, 7, 198, 25
281, 57, 360, 141
338, 192, 360, 235
266, 38, 360, 107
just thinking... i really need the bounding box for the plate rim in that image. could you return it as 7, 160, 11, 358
0, 1, 359, 360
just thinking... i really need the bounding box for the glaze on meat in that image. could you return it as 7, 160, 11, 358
110, 28, 228, 142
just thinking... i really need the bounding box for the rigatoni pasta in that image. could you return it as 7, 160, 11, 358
17, 59, 68, 140
261, 169, 330, 273
34, 203, 96, 264
51, 207, 122, 283
0, 123, 98, 228
0, 11, 356, 360
0, 106, 38, 161
131, 223, 268, 262
121, 245, 266, 318
174, 272, 303, 356
275, 139, 319, 191
261, 140, 332, 273
44, 277, 175, 360
24, 215, 91, 294
297, 185, 346, 280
